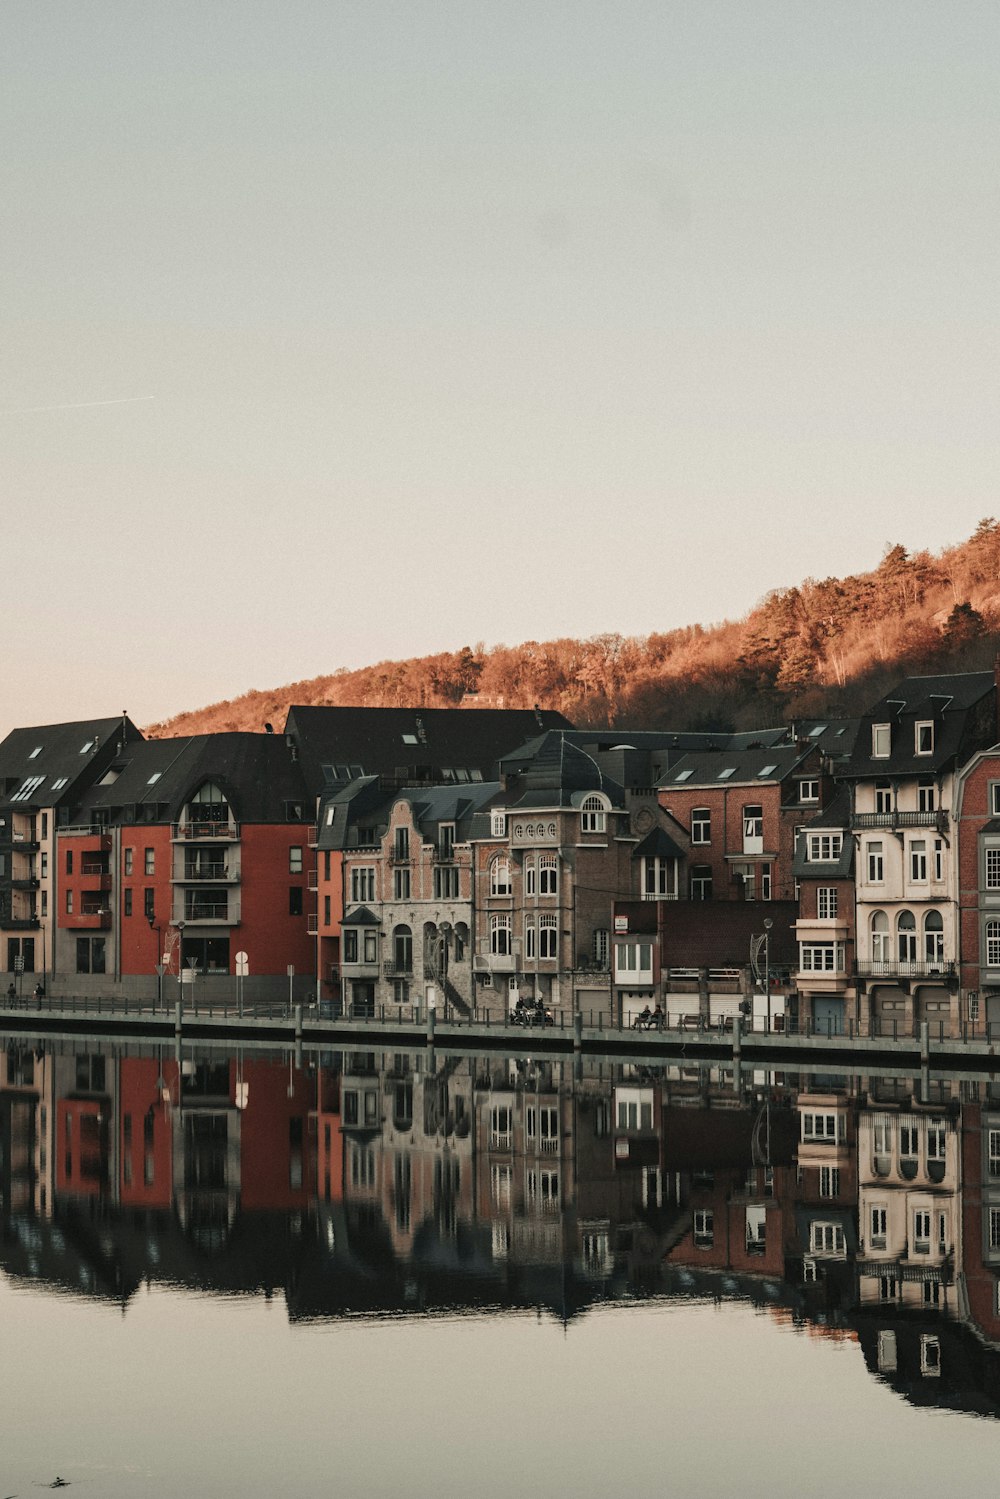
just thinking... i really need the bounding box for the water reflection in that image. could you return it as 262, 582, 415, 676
5, 1035, 1000, 1416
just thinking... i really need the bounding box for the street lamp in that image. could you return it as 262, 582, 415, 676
148, 913, 163, 1011
175, 920, 186, 1005
750, 917, 774, 1033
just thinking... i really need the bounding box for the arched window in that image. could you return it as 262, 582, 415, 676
581, 795, 606, 834
491, 913, 511, 955
923, 910, 944, 964
393, 924, 412, 973
186, 781, 231, 828
523, 857, 536, 897
490, 857, 512, 896
871, 911, 890, 964
986, 920, 1000, 969
897, 910, 917, 964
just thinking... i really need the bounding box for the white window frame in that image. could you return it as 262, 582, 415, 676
539, 913, 558, 959
798, 780, 819, 803
490, 856, 512, 897
817, 886, 838, 920
806, 833, 842, 863
580, 795, 606, 834
915, 721, 934, 756
872, 723, 891, 758
691, 808, 710, 845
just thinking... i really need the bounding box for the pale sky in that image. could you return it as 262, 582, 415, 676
2, 2, 998, 737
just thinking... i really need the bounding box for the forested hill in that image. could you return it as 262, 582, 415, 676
147, 521, 1000, 738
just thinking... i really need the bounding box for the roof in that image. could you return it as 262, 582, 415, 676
633, 827, 687, 861
76, 734, 310, 824
842, 672, 996, 780
500, 731, 626, 808
0, 716, 142, 812
657, 745, 814, 790
284, 705, 572, 797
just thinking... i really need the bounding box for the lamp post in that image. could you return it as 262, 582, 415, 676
148, 914, 163, 1011
175, 920, 186, 1005
750, 917, 774, 1033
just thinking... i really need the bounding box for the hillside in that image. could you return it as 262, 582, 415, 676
146, 521, 1000, 738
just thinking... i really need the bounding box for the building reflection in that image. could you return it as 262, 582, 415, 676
8, 1036, 1000, 1412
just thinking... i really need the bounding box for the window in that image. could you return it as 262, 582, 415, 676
802, 1112, 843, 1142
65, 890, 73, 915
394, 827, 409, 861
643, 857, 678, 899
819, 1166, 840, 1197
75, 936, 106, 975
809, 1221, 846, 1255
364, 930, 377, 963
490, 856, 512, 896
799, 943, 844, 972
760, 863, 772, 901
870, 1206, 887, 1249
288, 846, 303, 874
986, 848, 1000, 889
915, 721, 934, 755
742, 805, 763, 851
910, 840, 927, 883
144, 888, 154, 921
491, 810, 507, 838
694, 1209, 714, 1248
124, 889, 133, 917
523, 858, 536, 896
920, 1336, 941, 1377
867, 841, 884, 883
690, 865, 712, 900
914, 1209, 931, 1252
691, 809, 710, 844
987, 921, 1000, 968
343, 930, 359, 964
393, 868, 411, 900
538, 855, 558, 896
875, 780, 892, 815
539, 914, 558, 958
992, 783, 1000, 818
324, 895, 331, 925
593, 929, 609, 968
124, 848, 134, 876
872, 724, 891, 758
924, 910, 944, 964
490, 914, 511, 955
988, 1129, 1000, 1178
40, 852, 47, 878
897, 910, 917, 962
351, 867, 375, 904
433, 865, 459, 899
871, 910, 890, 963
289, 887, 303, 916
144, 847, 155, 876
615, 941, 652, 975
580, 795, 606, 833
392, 925, 412, 973
798, 780, 819, 803
918, 779, 937, 812
817, 887, 838, 919
806, 833, 842, 862
524, 919, 536, 959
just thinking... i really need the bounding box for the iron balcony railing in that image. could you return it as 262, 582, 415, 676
853, 959, 955, 980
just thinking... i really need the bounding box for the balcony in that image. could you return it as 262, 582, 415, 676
390, 848, 410, 865
383, 960, 413, 978
9, 876, 40, 891
307, 868, 318, 891
174, 864, 239, 883
851, 810, 946, 832
431, 844, 457, 863
6, 916, 39, 930
854, 960, 955, 981
307, 913, 319, 935
474, 952, 515, 974
182, 901, 236, 924
172, 821, 240, 842
71, 910, 112, 931
8, 836, 39, 852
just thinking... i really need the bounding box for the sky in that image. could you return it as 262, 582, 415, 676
2, 2, 998, 737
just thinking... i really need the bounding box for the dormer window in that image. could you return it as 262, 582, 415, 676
872, 724, 891, 758
915, 722, 934, 756
490, 810, 507, 838
580, 794, 607, 834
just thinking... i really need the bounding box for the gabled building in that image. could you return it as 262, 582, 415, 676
0, 716, 142, 989
843, 672, 997, 1039
792, 789, 857, 1034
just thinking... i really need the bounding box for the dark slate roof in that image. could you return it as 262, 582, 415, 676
793, 821, 855, 880
316, 777, 389, 851
343, 905, 380, 926
0, 716, 142, 812
284, 706, 572, 797
77, 734, 309, 824
633, 827, 686, 861
657, 745, 812, 790
789, 719, 862, 758
842, 672, 996, 779
499, 731, 626, 809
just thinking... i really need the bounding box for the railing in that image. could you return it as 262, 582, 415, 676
307, 869, 318, 891
183, 903, 232, 921
383, 960, 413, 978
431, 845, 457, 863
851, 810, 946, 830
172, 822, 240, 840
178, 865, 236, 882
854, 960, 955, 979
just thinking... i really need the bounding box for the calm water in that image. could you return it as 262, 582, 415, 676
4, 1037, 1000, 1497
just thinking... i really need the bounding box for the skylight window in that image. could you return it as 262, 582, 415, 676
718, 768, 735, 780
675, 769, 693, 782
11, 775, 45, 802
80, 739, 95, 754
758, 764, 777, 777
147, 771, 162, 785
401, 733, 419, 745
51, 777, 68, 791
809, 725, 827, 738
28, 746, 42, 759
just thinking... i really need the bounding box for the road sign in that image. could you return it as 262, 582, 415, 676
155, 964, 166, 977
235, 951, 249, 977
